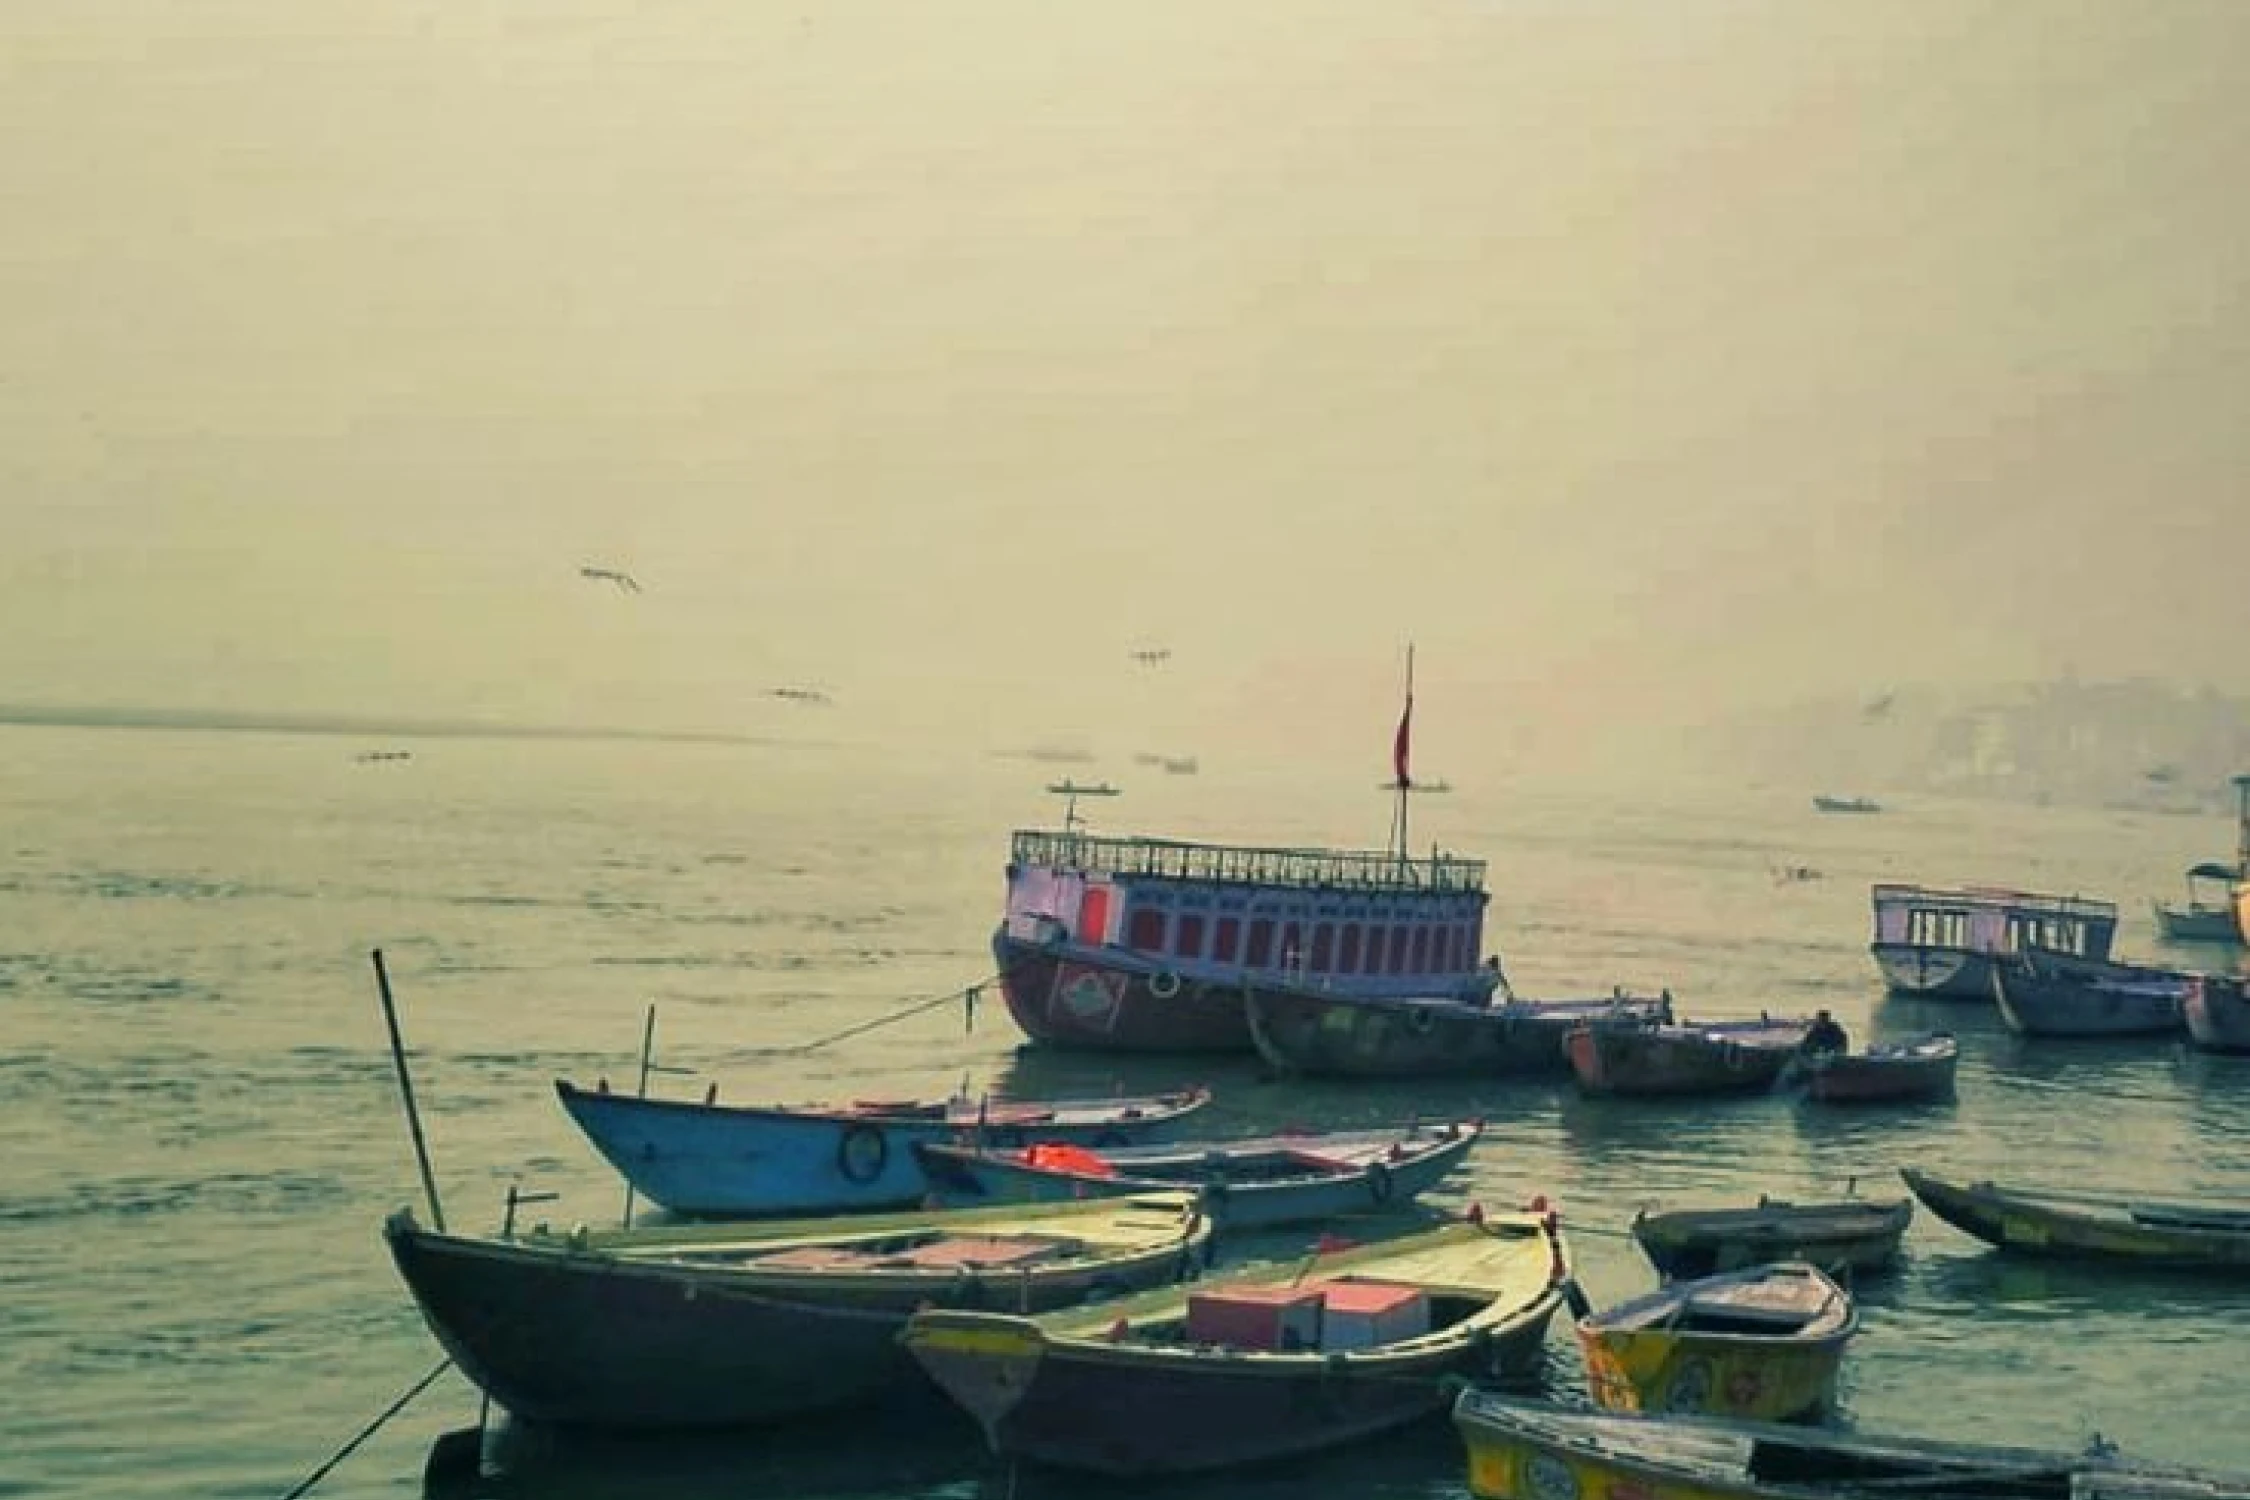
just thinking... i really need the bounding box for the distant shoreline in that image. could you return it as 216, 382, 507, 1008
0, 703, 775, 748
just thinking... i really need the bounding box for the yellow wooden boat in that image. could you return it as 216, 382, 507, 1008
1451, 1390, 2246, 1500
1574, 1261, 1854, 1421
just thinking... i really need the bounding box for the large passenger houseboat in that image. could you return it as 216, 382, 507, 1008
1868, 882, 2117, 1000
992, 827, 1495, 1052
992, 651, 1498, 1052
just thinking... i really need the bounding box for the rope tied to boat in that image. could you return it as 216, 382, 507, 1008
276, 1357, 455, 1499
740, 972, 1002, 1057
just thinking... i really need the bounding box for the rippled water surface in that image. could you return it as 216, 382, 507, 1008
5, 723, 2248, 1497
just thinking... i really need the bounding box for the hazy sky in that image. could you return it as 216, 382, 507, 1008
4, 1, 2245, 771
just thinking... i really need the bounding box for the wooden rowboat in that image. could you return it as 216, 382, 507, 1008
384, 1190, 1212, 1430
1575, 1262, 1855, 1422
902, 1209, 1571, 1476
1565, 1017, 1810, 1098
1901, 1166, 2250, 1273
1244, 984, 1670, 1079
1630, 1198, 1912, 1281
1989, 950, 2186, 1038
1451, 1389, 2246, 1500
915, 1120, 1480, 1228
1797, 1032, 1958, 1104
553, 1077, 1211, 1217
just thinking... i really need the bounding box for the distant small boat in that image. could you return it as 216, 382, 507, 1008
2184, 972, 2250, 1053
1449, 1389, 2241, 1500
1245, 984, 1671, 1079
1811, 794, 1881, 814
1796, 1032, 1958, 1104
1869, 882, 2119, 1000
1901, 1166, 2250, 1272
1989, 949, 2187, 1038
916, 1120, 1481, 1228
1564, 1016, 1811, 1098
554, 1079, 1212, 1218
1630, 1198, 1913, 1281
384, 1191, 1212, 1430
1575, 1261, 1856, 1422
902, 1210, 1571, 1476
2153, 861, 2244, 944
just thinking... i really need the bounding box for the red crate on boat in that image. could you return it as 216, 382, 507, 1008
1185, 1285, 1324, 1351
1316, 1278, 1430, 1350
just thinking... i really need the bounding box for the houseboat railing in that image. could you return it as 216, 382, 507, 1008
1870, 883, 2117, 923
1010, 830, 1486, 894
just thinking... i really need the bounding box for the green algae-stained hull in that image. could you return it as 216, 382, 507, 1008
1902, 1167, 2250, 1273
383, 1193, 1210, 1430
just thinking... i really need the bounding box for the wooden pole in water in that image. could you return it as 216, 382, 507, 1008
623, 1002, 657, 1229
371, 948, 447, 1233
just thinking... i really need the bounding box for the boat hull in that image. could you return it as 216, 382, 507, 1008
993, 934, 1257, 1052
2185, 974, 2250, 1053
1575, 1264, 1854, 1423
917, 1122, 1479, 1229
905, 1214, 1567, 1476
1799, 1036, 1957, 1103
382, 1198, 1211, 1429
1901, 1166, 2250, 1271
1244, 986, 1667, 1079
1631, 1199, 1912, 1281
2155, 903, 2241, 943
1869, 943, 1993, 999
1450, 1390, 2233, 1500
1989, 956, 2184, 1038
1565, 1022, 1805, 1098
555, 1080, 1208, 1217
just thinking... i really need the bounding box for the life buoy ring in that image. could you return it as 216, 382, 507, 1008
1367, 1161, 1395, 1205
836, 1124, 889, 1184
1148, 971, 1183, 1000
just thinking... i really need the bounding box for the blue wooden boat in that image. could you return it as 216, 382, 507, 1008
555, 1078, 1213, 1217
1989, 949, 2187, 1038
1244, 985, 1672, 1078
915, 1120, 1481, 1228
385, 1190, 1213, 1430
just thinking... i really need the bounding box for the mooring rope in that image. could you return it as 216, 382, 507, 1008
277, 1357, 454, 1500
740, 972, 1002, 1057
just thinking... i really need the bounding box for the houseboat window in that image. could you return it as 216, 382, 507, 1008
1280, 922, 1304, 974
1339, 924, 1363, 973
1908, 909, 1968, 949
1310, 923, 1335, 973
1213, 916, 1241, 965
1246, 918, 1275, 967
1437, 926, 1458, 971
1388, 925, 1409, 974
1175, 914, 1206, 960
1361, 926, 1385, 974
1410, 926, 1430, 973
1127, 908, 1167, 952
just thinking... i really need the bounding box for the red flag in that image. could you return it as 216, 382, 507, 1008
1391, 690, 1413, 789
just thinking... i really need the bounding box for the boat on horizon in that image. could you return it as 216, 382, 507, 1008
1868, 882, 2119, 1000
1811, 794, 1881, 814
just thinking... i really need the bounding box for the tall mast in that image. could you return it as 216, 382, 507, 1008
1387, 644, 1415, 866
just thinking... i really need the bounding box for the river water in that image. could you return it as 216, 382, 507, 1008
5, 722, 2247, 1498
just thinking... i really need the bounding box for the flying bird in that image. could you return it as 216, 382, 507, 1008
580, 566, 642, 593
